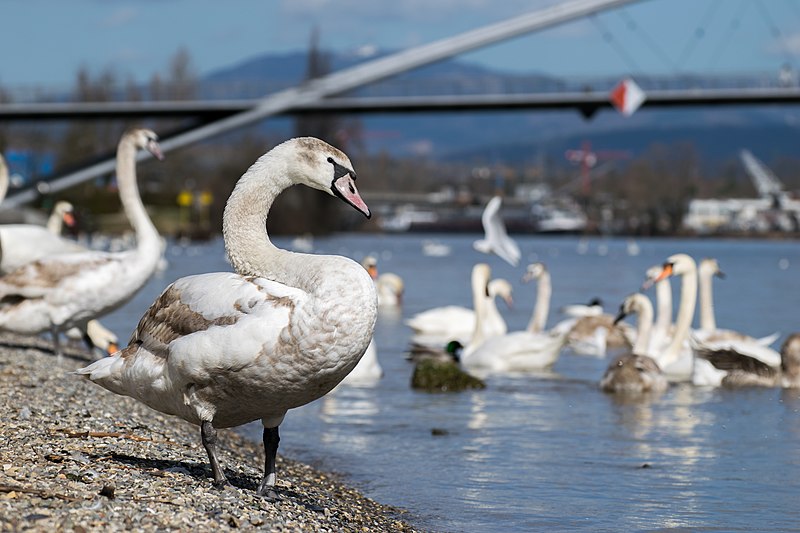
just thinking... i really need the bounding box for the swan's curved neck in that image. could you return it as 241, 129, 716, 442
46, 210, 63, 235
0, 157, 8, 205
661, 267, 697, 367
222, 153, 357, 295
223, 155, 294, 279
117, 139, 159, 252
632, 299, 654, 355
654, 278, 672, 334
698, 268, 716, 330
526, 271, 551, 333
468, 271, 490, 349
483, 295, 502, 324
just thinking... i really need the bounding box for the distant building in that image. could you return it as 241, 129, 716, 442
682, 150, 800, 234
683, 198, 798, 234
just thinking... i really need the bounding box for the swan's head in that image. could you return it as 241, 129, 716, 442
614, 293, 649, 325
641, 264, 664, 290
53, 201, 76, 228
281, 137, 370, 218
362, 255, 378, 279
699, 257, 725, 279
126, 128, 164, 160
487, 279, 513, 308
522, 262, 547, 283
651, 253, 696, 284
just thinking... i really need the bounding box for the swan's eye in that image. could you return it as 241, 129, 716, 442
327, 157, 334, 164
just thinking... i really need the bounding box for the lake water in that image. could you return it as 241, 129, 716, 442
102, 233, 800, 532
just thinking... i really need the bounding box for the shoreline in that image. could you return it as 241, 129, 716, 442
0, 335, 419, 531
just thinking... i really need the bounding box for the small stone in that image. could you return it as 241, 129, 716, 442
99, 484, 115, 499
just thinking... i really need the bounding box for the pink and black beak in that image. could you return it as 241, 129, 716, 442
329, 157, 370, 218
63, 210, 76, 228
146, 136, 165, 161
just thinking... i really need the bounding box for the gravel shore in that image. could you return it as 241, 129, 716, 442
0, 335, 419, 532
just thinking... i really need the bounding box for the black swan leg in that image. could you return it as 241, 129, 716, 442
50, 325, 63, 359
257, 426, 280, 499
201, 421, 228, 487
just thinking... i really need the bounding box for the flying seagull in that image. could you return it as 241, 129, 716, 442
473, 195, 521, 267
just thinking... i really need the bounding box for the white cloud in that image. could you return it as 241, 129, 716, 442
769, 32, 800, 57
100, 7, 138, 29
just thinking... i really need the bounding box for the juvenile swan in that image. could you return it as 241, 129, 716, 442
0, 128, 163, 356
77, 137, 377, 498
600, 293, 668, 394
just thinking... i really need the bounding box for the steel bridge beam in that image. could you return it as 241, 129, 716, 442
2, 87, 799, 121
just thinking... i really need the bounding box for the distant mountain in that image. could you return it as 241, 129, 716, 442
201, 50, 800, 167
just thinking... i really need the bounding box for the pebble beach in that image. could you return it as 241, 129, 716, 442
0, 335, 418, 532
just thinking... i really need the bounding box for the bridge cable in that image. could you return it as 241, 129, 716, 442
588, 13, 643, 73
754, 0, 796, 70
674, 0, 722, 71
705, 0, 751, 72
616, 9, 678, 72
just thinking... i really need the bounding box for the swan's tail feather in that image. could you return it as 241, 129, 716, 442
73, 345, 137, 396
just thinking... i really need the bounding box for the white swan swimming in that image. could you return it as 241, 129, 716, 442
406, 269, 512, 348
691, 333, 800, 388
461, 262, 567, 374
361, 255, 404, 308
600, 293, 668, 394
0, 128, 163, 357
77, 137, 377, 498
473, 195, 521, 267
559, 297, 604, 318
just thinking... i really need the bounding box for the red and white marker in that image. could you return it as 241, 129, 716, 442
609, 77, 646, 117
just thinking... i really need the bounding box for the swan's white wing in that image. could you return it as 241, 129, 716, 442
756, 331, 781, 347
693, 343, 781, 385
465, 331, 564, 372
79, 272, 309, 418
0, 251, 115, 299
475, 196, 520, 267
405, 306, 474, 334
129, 272, 306, 371
0, 225, 86, 273
694, 337, 782, 368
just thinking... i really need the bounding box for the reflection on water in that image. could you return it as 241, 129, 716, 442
100, 234, 800, 532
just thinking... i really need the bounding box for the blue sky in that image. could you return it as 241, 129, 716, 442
3, 0, 800, 89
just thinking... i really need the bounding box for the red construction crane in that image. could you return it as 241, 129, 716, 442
565, 140, 631, 198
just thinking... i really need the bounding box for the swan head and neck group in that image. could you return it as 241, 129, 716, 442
222, 137, 370, 280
